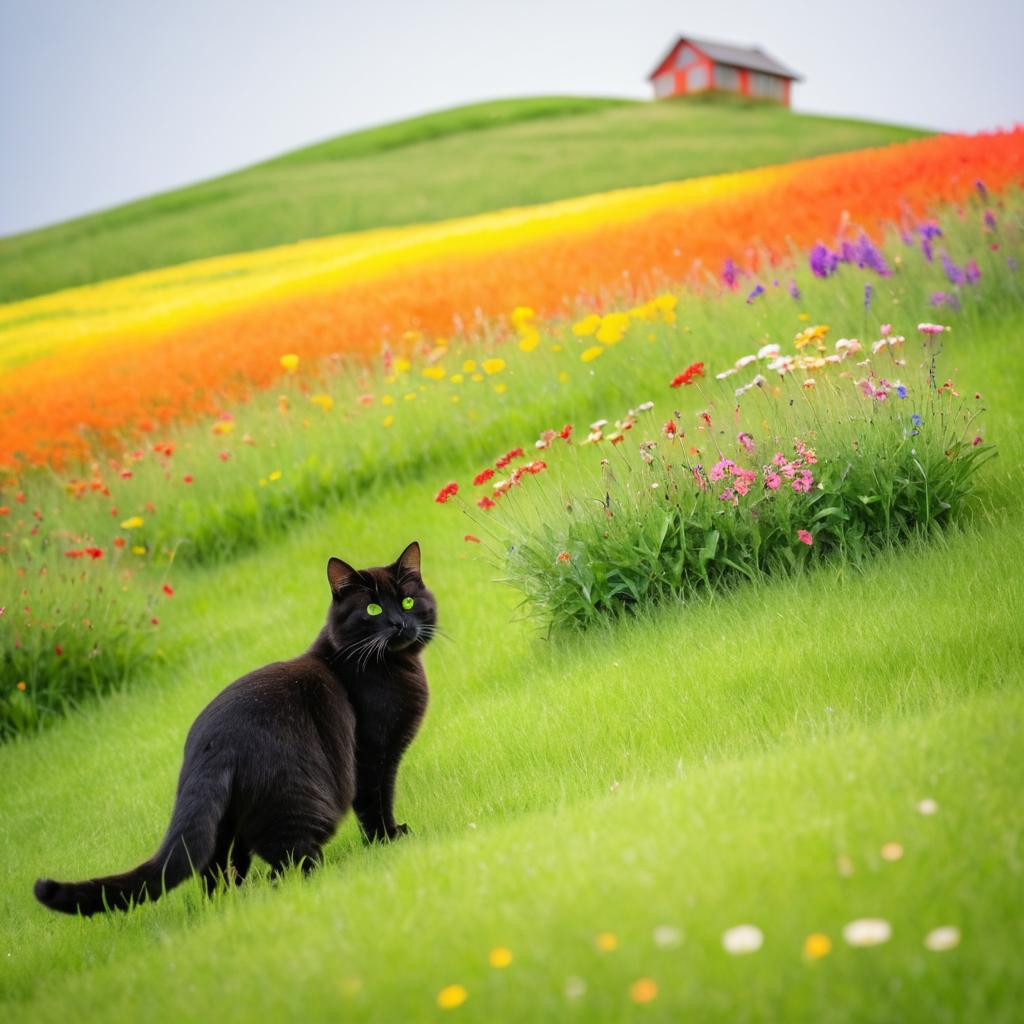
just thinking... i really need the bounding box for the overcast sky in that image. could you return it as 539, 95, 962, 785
1, 0, 1022, 237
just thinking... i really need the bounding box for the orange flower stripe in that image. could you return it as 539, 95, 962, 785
2, 129, 1022, 468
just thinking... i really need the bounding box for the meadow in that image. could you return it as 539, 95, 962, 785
1, 108, 1023, 1022
0, 95, 927, 302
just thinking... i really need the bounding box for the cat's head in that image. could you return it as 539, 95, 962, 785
324, 541, 437, 659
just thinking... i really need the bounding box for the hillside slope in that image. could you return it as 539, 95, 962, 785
0, 95, 927, 301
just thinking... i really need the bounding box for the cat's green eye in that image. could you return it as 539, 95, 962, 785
366, 603, 383, 616
402, 597, 415, 610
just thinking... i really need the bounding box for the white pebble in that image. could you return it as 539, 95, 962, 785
924, 926, 961, 951
842, 918, 892, 947
722, 924, 763, 955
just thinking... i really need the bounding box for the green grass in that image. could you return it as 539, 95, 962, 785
2, 198, 1023, 1019
0, 95, 927, 302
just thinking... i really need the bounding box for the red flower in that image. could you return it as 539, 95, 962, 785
559, 424, 573, 440
162, 584, 175, 596
54, 645, 63, 656
477, 496, 496, 510
183, 474, 194, 484
670, 362, 706, 388
151, 618, 159, 626
219, 450, 231, 461
663, 420, 677, 437
495, 447, 525, 469
113, 537, 126, 548
524, 460, 547, 474
473, 468, 495, 486
120, 469, 133, 479
65, 549, 84, 558
464, 534, 481, 543
435, 481, 459, 504
556, 551, 571, 563
0, 507, 8, 516
15, 492, 26, 504
84, 547, 103, 560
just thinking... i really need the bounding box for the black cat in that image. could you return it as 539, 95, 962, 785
34, 542, 434, 916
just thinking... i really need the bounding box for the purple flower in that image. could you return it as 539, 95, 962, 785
1009, 257, 1019, 272
964, 258, 981, 285
896, 385, 908, 399
746, 284, 765, 304
919, 222, 942, 263
984, 209, 997, 230
788, 280, 801, 300
809, 243, 838, 279
975, 179, 988, 199
721, 258, 739, 289
922, 237, 934, 262
864, 283, 873, 310
930, 291, 960, 311
941, 253, 965, 286
854, 234, 890, 276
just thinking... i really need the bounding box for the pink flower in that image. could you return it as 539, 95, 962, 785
791, 470, 815, 494
737, 432, 755, 454
709, 458, 735, 482
763, 472, 781, 491
797, 530, 814, 546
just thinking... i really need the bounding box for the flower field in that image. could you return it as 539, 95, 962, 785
3, 120, 1024, 1023
2, 129, 1021, 469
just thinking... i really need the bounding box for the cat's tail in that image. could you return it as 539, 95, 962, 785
34, 757, 232, 917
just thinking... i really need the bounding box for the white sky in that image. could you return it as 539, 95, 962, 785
1, 0, 1022, 237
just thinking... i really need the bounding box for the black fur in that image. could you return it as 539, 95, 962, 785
34, 541, 434, 916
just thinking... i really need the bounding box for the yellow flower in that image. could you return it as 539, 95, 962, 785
437, 985, 467, 1009
596, 313, 630, 345
131, 545, 146, 555
653, 293, 678, 314
488, 947, 513, 968
268, 470, 282, 481
259, 478, 267, 487
462, 359, 477, 373
383, 415, 394, 428
450, 373, 464, 384
212, 420, 235, 435
511, 305, 535, 326
482, 358, 506, 375
423, 366, 446, 381
595, 931, 618, 952
518, 328, 540, 352
404, 392, 417, 401
803, 933, 832, 960
550, 344, 562, 352
558, 371, 570, 383
279, 353, 299, 373
572, 314, 601, 337
401, 330, 421, 343
309, 394, 333, 412
580, 346, 604, 363
494, 383, 507, 394
471, 373, 484, 382
451, 395, 460, 403
393, 357, 412, 375
381, 394, 394, 406
120, 516, 144, 529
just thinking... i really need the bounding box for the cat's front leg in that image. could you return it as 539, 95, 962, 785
353, 745, 405, 843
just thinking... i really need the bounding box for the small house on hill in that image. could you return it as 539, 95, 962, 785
648, 35, 801, 106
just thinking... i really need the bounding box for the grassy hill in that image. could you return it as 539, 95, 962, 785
0, 95, 927, 302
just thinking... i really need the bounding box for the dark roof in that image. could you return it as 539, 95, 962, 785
648, 35, 802, 81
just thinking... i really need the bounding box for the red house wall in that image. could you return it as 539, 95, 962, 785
650, 39, 793, 106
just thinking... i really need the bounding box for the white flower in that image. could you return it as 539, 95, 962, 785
735, 354, 758, 369
757, 343, 780, 359
564, 977, 587, 1000
653, 925, 683, 948
842, 918, 892, 947
716, 368, 738, 380
924, 926, 960, 951
871, 339, 889, 354
722, 924, 763, 955
590, 418, 608, 430
915, 797, 939, 815
637, 400, 655, 412
751, 374, 767, 388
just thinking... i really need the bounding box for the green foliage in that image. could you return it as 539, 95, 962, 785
503, 370, 994, 628
0, 98, 926, 301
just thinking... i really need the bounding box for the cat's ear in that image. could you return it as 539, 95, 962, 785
327, 557, 357, 595
393, 541, 421, 578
